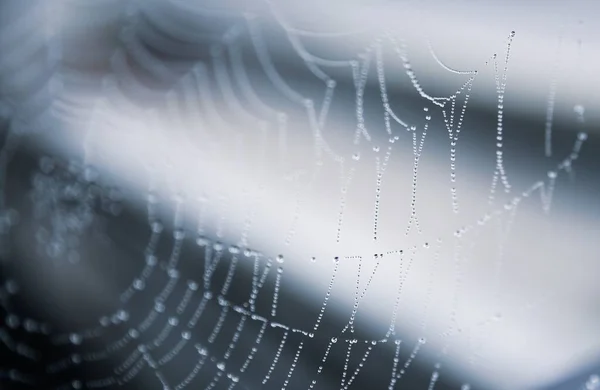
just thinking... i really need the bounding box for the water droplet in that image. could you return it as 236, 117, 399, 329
129, 329, 139, 339
352, 153, 361, 161
71, 354, 82, 364
196, 236, 209, 246
23, 319, 37, 332
586, 374, 599, 390
276, 254, 284, 264
331, 337, 338, 343
418, 337, 427, 344
547, 171, 557, 179
151, 221, 163, 233
182, 331, 191, 340
117, 310, 129, 321
5, 280, 18, 294
168, 317, 179, 326
173, 229, 185, 240
188, 281, 199, 291
69, 333, 82, 345
154, 301, 165, 313
229, 245, 240, 254
146, 255, 157, 266
133, 279, 145, 290
310, 256, 316, 262
373, 146, 380, 152
578, 132, 588, 141
574, 104, 585, 116
217, 362, 226, 371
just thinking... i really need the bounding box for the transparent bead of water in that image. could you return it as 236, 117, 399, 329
5, 280, 18, 294
188, 281, 199, 291
146, 255, 157, 266
196, 236, 209, 246
69, 333, 82, 345
352, 153, 360, 161
24, 319, 37, 332
276, 254, 284, 264
129, 329, 139, 339
168, 317, 179, 326
229, 245, 240, 254
217, 362, 226, 371
117, 310, 129, 321
151, 221, 163, 233
547, 171, 557, 179
586, 374, 599, 390
182, 331, 191, 340
578, 132, 588, 141
173, 229, 186, 240
133, 279, 145, 290
154, 301, 166, 313
574, 104, 585, 116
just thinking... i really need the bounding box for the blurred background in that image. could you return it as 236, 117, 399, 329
0, 1, 599, 389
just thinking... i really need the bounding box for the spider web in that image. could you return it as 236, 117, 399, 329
0, 2, 598, 390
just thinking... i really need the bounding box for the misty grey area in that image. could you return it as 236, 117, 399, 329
0, 1, 599, 390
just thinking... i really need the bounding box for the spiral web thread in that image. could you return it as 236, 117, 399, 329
0, 2, 594, 390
